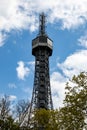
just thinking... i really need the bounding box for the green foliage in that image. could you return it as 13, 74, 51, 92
32, 109, 60, 130
0, 72, 87, 130
31, 72, 87, 130
0, 116, 20, 130
62, 72, 87, 130
34, 109, 50, 130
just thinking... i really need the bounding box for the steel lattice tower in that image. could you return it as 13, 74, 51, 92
20, 13, 53, 128
31, 13, 53, 111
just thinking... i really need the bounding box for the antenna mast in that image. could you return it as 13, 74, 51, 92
39, 12, 46, 36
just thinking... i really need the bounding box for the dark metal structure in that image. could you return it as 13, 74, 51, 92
31, 13, 53, 110
20, 13, 53, 128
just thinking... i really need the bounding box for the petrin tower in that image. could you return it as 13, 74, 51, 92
20, 13, 53, 128
31, 13, 53, 111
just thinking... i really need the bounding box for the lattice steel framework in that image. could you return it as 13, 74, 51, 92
20, 13, 53, 128
31, 13, 53, 110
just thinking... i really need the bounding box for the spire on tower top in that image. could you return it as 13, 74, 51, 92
39, 12, 46, 36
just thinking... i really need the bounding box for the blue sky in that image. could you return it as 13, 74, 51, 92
0, 0, 87, 108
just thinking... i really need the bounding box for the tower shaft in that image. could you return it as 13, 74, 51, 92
32, 46, 53, 109
20, 13, 53, 128
30, 12, 53, 118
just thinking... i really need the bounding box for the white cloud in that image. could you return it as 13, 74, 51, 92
0, 0, 87, 46
9, 95, 17, 101
0, 32, 7, 46
51, 49, 87, 108
51, 72, 67, 108
16, 61, 30, 80
8, 83, 17, 89
78, 33, 87, 48
58, 50, 87, 78
49, 0, 87, 29
0, 94, 17, 102
23, 87, 32, 94
28, 61, 35, 66
28, 61, 35, 72
0, 93, 4, 98
22, 86, 32, 101
0, 0, 38, 46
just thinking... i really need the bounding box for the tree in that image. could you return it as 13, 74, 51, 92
29, 109, 60, 130
1, 116, 20, 130
0, 72, 86, 130
60, 72, 87, 130
0, 95, 10, 120
25, 72, 87, 130
33, 109, 50, 130
15, 99, 30, 124
0, 95, 21, 130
